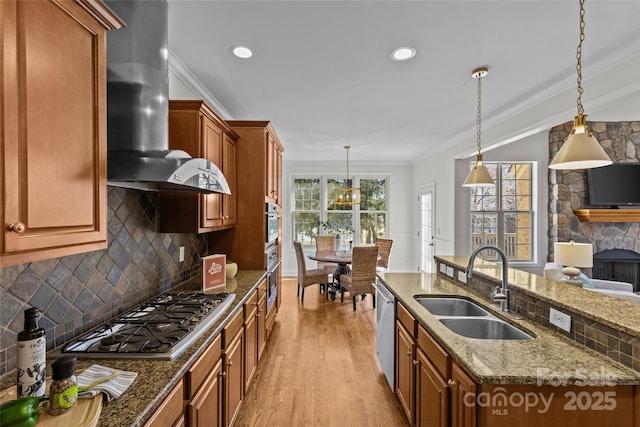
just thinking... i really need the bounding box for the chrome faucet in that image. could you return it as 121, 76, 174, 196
466, 245, 509, 312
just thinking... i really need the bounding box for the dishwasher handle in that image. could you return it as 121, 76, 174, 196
373, 282, 395, 304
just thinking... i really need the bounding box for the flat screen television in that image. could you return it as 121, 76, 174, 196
587, 163, 640, 207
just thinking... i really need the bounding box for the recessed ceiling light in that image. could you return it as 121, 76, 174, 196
231, 46, 253, 59
390, 47, 416, 61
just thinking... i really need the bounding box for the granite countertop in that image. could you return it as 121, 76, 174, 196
377, 271, 640, 386
437, 255, 640, 336
0, 269, 266, 427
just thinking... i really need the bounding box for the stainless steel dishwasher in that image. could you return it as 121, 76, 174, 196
374, 279, 395, 390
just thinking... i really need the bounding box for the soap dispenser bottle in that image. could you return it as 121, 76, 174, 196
17, 307, 46, 397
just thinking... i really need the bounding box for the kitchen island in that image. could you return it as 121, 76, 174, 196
377, 259, 640, 426
0, 270, 267, 426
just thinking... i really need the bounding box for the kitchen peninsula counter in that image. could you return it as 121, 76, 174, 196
0, 270, 267, 427
376, 270, 640, 386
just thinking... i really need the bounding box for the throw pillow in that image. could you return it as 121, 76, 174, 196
577, 272, 594, 289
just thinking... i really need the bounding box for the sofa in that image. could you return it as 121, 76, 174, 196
543, 262, 640, 303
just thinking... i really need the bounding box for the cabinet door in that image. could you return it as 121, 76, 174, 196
201, 115, 223, 229
224, 330, 244, 427
275, 146, 282, 206
450, 363, 476, 427
266, 133, 276, 202
1, 0, 112, 267
188, 358, 223, 427
395, 321, 415, 423
144, 380, 185, 427
222, 133, 237, 226
416, 348, 448, 427
257, 280, 267, 360
243, 291, 258, 394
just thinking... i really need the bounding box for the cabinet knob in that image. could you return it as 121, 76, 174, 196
447, 379, 457, 387
412, 360, 418, 366
227, 360, 233, 367
8, 222, 25, 233
406, 350, 412, 357
220, 371, 226, 378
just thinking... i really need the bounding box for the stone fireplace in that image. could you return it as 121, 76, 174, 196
548, 120, 640, 284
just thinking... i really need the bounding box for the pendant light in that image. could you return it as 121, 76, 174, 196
549, 0, 612, 170
463, 67, 495, 187
334, 146, 361, 205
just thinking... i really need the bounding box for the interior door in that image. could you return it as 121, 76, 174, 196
418, 184, 436, 273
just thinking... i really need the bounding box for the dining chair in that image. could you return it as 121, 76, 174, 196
375, 238, 393, 273
340, 245, 379, 310
293, 241, 329, 303
315, 235, 337, 292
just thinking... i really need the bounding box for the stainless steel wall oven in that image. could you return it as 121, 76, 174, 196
265, 244, 278, 310
266, 203, 278, 244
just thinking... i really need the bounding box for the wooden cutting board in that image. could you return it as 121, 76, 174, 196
0, 380, 102, 427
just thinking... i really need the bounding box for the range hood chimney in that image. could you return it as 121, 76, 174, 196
105, 0, 230, 194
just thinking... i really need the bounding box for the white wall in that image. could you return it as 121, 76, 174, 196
454, 131, 550, 275
280, 161, 414, 277
411, 129, 551, 276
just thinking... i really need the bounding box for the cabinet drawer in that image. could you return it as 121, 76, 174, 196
417, 324, 450, 380
185, 334, 221, 398
144, 379, 184, 427
397, 303, 416, 338
244, 290, 258, 319
223, 309, 244, 348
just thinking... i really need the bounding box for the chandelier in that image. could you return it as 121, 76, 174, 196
334, 146, 360, 205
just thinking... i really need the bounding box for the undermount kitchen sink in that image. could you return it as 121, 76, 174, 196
414, 296, 533, 340
416, 297, 490, 317
439, 318, 533, 341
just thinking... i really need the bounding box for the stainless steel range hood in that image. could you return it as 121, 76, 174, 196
105, 0, 230, 194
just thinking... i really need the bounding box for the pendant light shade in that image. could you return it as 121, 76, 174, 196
549, 0, 612, 170
463, 154, 495, 187
463, 67, 495, 188
334, 146, 360, 205
549, 114, 612, 169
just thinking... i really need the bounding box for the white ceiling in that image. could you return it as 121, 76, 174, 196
167, 1, 640, 164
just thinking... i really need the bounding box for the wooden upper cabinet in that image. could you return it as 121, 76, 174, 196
201, 115, 224, 229
222, 133, 237, 226
0, 0, 122, 267
227, 121, 284, 207
159, 101, 238, 234
266, 132, 283, 205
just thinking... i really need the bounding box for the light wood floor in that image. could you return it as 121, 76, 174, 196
234, 277, 410, 427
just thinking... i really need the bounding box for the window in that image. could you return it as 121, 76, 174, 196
292, 178, 320, 246
292, 176, 388, 249
469, 162, 534, 261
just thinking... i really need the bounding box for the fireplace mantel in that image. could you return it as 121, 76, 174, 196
573, 209, 640, 222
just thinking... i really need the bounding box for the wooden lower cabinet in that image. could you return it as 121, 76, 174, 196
143, 279, 279, 427
257, 280, 267, 360
397, 303, 638, 427
450, 363, 476, 427
224, 309, 245, 427
396, 318, 415, 422
416, 347, 448, 427
187, 359, 223, 427
186, 334, 223, 427
244, 290, 259, 393
144, 379, 185, 427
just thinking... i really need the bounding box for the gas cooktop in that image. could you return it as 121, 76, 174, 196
61, 291, 235, 360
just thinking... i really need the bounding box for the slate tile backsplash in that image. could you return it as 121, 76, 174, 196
0, 188, 208, 376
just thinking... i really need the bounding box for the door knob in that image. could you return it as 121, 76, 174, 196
8, 222, 25, 233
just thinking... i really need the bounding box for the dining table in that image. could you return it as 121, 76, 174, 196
306, 251, 353, 300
